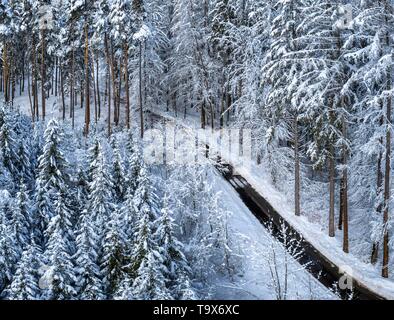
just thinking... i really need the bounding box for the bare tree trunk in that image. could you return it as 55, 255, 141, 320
104, 33, 111, 136
342, 119, 349, 253
60, 65, 65, 121
201, 100, 206, 129
139, 41, 144, 138
294, 115, 301, 216
41, 29, 46, 120
329, 144, 335, 237
382, 101, 391, 278
31, 36, 39, 120
382, 6, 392, 278
371, 132, 383, 264
96, 57, 101, 119
117, 58, 122, 126
382, 75, 392, 279
3, 42, 9, 103
91, 53, 97, 124
55, 57, 58, 97
71, 40, 75, 129
84, 23, 90, 136
124, 42, 130, 129
27, 61, 34, 120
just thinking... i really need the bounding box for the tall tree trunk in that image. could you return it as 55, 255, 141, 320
41, 29, 46, 120
294, 115, 301, 216
342, 118, 349, 253
55, 57, 58, 97
104, 33, 111, 136
71, 42, 75, 128
84, 23, 90, 136
96, 56, 101, 119
371, 131, 383, 264
27, 61, 33, 120
201, 100, 206, 130
60, 65, 65, 121
91, 52, 97, 124
329, 143, 335, 237
3, 42, 9, 103
382, 95, 391, 278
32, 36, 39, 120
382, 6, 392, 278
124, 42, 130, 129
139, 41, 144, 138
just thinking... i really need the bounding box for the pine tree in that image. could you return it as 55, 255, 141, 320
0, 118, 20, 177
12, 183, 32, 251
36, 119, 69, 194
74, 211, 104, 300
86, 138, 100, 183
127, 167, 159, 275
43, 192, 77, 300
100, 208, 127, 297
111, 140, 126, 201
7, 241, 42, 300
35, 119, 70, 242
155, 200, 192, 298
87, 145, 114, 228
132, 252, 172, 300
0, 205, 19, 296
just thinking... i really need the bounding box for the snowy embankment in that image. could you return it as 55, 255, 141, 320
152, 108, 394, 300
209, 172, 336, 299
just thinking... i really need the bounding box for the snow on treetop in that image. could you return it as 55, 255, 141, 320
133, 24, 151, 41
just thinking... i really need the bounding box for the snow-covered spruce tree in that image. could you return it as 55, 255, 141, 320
132, 252, 172, 300
16, 138, 33, 186
0, 116, 20, 179
121, 183, 139, 241
122, 167, 171, 300
45, 190, 75, 259
11, 182, 32, 251
87, 143, 114, 229
42, 191, 77, 300
100, 208, 127, 298
126, 142, 142, 193
113, 275, 134, 300
71, 166, 89, 225
111, 139, 127, 202
0, 220, 19, 297
35, 119, 70, 245
126, 166, 159, 275
74, 211, 104, 300
87, 138, 101, 183
6, 240, 42, 300
155, 198, 195, 299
